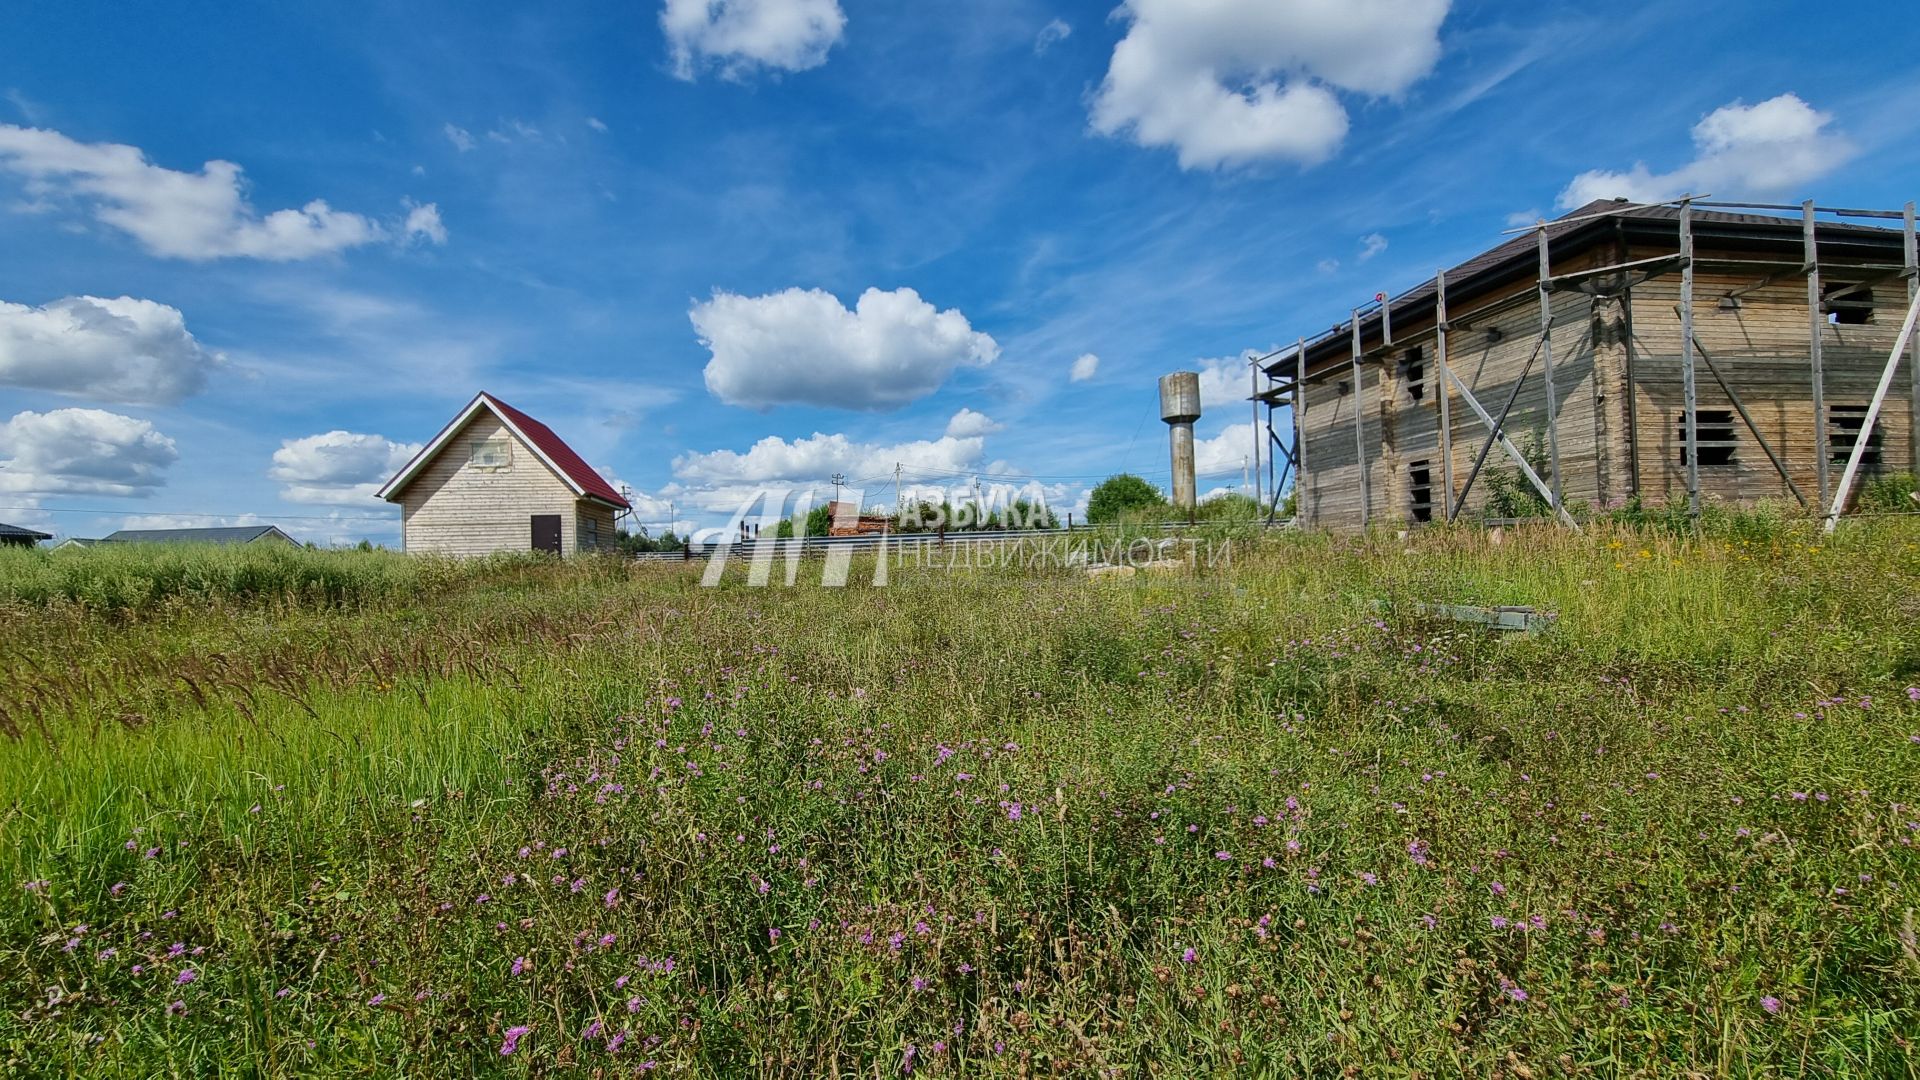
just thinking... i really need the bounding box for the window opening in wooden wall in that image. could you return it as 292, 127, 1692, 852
1678, 410, 1737, 466
1827, 405, 1884, 469
1821, 281, 1873, 325
1408, 459, 1433, 523
1400, 346, 1426, 403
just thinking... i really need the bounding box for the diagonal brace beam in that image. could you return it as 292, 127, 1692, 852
1825, 289, 1920, 532
1440, 347, 1581, 529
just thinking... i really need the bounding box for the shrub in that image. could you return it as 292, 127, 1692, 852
1087, 474, 1167, 523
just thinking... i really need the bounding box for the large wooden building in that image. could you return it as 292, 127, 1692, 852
378, 392, 630, 556
1258, 198, 1919, 529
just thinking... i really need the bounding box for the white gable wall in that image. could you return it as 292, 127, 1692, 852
397, 413, 599, 556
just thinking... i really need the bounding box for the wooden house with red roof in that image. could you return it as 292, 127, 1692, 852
378, 392, 630, 556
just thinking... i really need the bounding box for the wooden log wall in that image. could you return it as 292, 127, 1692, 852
1294, 242, 1915, 529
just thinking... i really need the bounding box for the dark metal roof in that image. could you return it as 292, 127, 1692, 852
483, 395, 630, 508
0, 521, 52, 540
102, 525, 297, 545
1265, 199, 1909, 385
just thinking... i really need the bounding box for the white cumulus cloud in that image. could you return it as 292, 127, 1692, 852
1192, 351, 1270, 412
674, 429, 986, 489
0, 123, 429, 260
444, 123, 476, 152
694, 286, 998, 411
1089, 0, 1449, 170
667, 425, 1000, 521
1192, 421, 1261, 477
1070, 352, 1099, 382
118, 512, 265, 532
0, 408, 177, 496
662, 0, 846, 80
944, 408, 1002, 438
1558, 94, 1855, 208
1358, 233, 1387, 262
403, 201, 447, 245
270, 430, 423, 505
0, 295, 221, 405
1035, 18, 1071, 55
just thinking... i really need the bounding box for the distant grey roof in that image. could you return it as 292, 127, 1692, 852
0, 521, 52, 540
102, 525, 297, 545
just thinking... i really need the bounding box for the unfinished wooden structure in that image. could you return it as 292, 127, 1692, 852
379, 392, 630, 556
1256, 197, 1920, 530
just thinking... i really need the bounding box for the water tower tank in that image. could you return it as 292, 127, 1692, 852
1158, 372, 1201, 423
1158, 371, 1202, 510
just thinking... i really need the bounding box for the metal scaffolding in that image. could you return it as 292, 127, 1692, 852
1256, 195, 1920, 529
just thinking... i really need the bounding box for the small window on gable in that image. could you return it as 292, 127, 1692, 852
470, 436, 512, 469
1822, 281, 1873, 325
1828, 405, 1884, 470
1678, 410, 1737, 466
1408, 458, 1433, 523
1400, 346, 1426, 403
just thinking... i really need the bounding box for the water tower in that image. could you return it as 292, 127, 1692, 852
1158, 371, 1201, 511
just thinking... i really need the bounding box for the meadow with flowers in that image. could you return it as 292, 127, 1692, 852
2, 519, 1918, 1076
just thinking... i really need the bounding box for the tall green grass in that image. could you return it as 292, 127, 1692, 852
1, 524, 1916, 1075
0, 543, 638, 612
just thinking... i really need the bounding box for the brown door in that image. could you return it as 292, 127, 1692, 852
531, 514, 562, 554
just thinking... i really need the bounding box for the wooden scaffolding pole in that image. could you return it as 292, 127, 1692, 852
1293, 336, 1306, 525
1679, 198, 1701, 520
1349, 312, 1369, 527
1435, 269, 1456, 520
1826, 291, 1920, 532
1535, 226, 1565, 512
1805, 199, 1830, 508
1249, 358, 1262, 510
1906, 201, 1917, 474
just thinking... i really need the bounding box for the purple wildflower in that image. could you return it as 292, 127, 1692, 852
501, 1025, 530, 1056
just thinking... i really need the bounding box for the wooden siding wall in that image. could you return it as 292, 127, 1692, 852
576, 501, 618, 553
1298, 361, 1386, 527
398, 413, 607, 556
1625, 259, 1913, 505
1295, 245, 1915, 530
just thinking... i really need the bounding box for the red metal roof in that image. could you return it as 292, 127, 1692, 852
482, 394, 630, 508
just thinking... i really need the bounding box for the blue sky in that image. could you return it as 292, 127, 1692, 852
3, 0, 1917, 544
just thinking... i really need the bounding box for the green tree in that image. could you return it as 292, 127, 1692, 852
780, 503, 839, 537
1086, 474, 1167, 524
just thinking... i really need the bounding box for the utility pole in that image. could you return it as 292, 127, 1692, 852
1249, 354, 1264, 510
830, 472, 846, 513
894, 462, 903, 515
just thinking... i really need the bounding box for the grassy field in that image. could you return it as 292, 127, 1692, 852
2, 521, 1918, 1077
